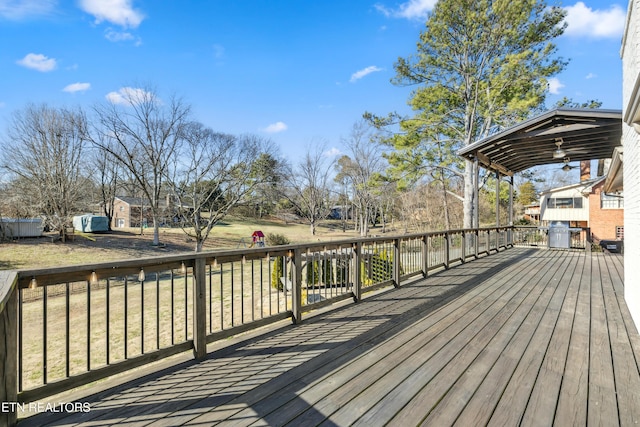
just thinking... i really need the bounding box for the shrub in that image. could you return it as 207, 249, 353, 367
267, 232, 290, 246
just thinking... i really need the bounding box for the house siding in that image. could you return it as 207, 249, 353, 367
622, 0, 640, 328
539, 187, 589, 223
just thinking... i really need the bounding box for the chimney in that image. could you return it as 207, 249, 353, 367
580, 160, 591, 181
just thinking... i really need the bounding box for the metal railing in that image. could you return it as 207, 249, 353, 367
0, 227, 514, 425
512, 226, 591, 250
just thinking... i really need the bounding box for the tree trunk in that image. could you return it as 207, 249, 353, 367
463, 160, 475, 228
153, 219, 160, 246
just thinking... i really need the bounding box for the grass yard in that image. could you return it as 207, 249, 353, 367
0, 216, 364, 270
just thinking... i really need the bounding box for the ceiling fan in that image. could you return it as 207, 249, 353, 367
553, 139, 566, 159
552, 138, 588, 159
561, 158, 579, 172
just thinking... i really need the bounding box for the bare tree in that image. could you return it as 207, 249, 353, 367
167, 123, 273, 252
283, 145, 334, 236
91, 85, 190, 245
335, 122, 386, 237
93, 143, 122, 231
1, 104, 87, 238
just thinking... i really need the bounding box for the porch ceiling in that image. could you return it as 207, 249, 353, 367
458, 108, 622, 176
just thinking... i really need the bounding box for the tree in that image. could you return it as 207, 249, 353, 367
91, 85, 191, 246
335, 121, 386, 236
248, 152, 287, 218
517, 181, 538, 206
2, 104, 88, 237
283, 145, 334, 235
554, 97, 603, 109
93, 143, 123, 231
367, 0, 566, 228
167, 124, 273, 252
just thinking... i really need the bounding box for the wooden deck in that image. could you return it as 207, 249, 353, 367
19, 248, 640, 426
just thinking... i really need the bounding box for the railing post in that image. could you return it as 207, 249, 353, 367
291, 248, 302, 324
393, 238, 401, 287
461, 231, 466, 263
352, 242, 362, 302
0, 272, 18, 427
475, 229, 479, 258
422, 234, 429, 278
445, 232, 450, 270
193, 258, 207, 360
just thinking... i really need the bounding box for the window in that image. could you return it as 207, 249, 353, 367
601, 192, 624, 209
547, 197, 583, 209
616, 226, 624, 240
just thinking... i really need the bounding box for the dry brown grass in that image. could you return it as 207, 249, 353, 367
0, 217, 362, 270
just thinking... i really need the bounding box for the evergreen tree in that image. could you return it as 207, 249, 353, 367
367, 0, 567, 228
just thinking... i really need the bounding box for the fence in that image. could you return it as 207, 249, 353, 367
512, 226, 591, 250
0, 227, 513, 425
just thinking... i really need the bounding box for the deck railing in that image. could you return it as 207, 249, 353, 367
0, 227, 513, 425
512, 226, 591, 250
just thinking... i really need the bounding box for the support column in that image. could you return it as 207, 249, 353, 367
495, 171, 500, 227
474, 157, 480, 228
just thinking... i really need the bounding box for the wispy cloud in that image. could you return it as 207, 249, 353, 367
324, 147, 342, 157
106, 86, 154, 105
16, 53, 57, 72
212, 44, 225, 59
375, 0, 436, 20
350, 66, 382, 83
263, 121, 288, 133
548, 77, 564, 95
79, 0, 144, 28
563, 2, 626, 39
63, 82, 91, 93
585, 73, 597, 80
0, 0, 56, 20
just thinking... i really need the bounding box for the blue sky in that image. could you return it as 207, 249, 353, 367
0, 0, 629, 162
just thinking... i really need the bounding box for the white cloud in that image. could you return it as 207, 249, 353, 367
350, 66, 383, 83
212, 44, 225, 59
262, 121, 288, 133
548, 77, 565, 95
324, 147, 342, 157
585, 73, 597, 80
0, 0, 56, 20
563, 2, 626, 39
106, 86, 153, 105
63, 82, 91, 93
16, 53, 56, 72
375, 0, 436, 20
105, 28, 133, 41
79, 0, 144, 28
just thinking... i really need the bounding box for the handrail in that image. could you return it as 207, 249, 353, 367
0, 226, 515, 424
0, 271, 18, 427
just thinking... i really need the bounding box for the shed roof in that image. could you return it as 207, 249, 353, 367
458, 108, 622, 176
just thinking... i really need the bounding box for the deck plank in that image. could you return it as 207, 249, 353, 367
448, 251, 575, 427
311, 252, 548, 427
386, 251, 567, 427
588, 253, 619, 426
17, 249, 640, 427
519, 252, 586, 426
554, 251, 591, 426
597, 254, 640, 426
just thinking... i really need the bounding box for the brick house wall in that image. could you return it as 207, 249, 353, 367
588, 180, 624, 242
622, 0, 640, 328
112, 197, 155, 229
112, 198, 131, 228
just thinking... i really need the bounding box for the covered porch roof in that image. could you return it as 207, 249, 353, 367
458, 108, 623, 176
